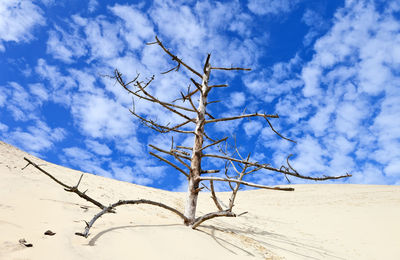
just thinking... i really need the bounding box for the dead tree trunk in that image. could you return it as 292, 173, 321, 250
184, 55, 211, 224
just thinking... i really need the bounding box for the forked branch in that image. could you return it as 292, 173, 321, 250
129, 109, 194, 134
114, 70, 196, 114
148, 36, 203, 78
192, 210, 236, 229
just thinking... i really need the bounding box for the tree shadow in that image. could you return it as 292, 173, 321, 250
199, 224, 347, 260
84, 221, 346, 259
87, 223, 180, 246
195, 227, 255, 256
86, 223, 254, 257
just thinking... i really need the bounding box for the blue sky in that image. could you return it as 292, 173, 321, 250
1, 0, 399, 191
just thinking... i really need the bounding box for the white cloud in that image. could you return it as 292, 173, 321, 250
266, 1, 400, 184
151, 1, 206, 51
0, 0, 45, 51
226, 92, 246, 108
62, 146, 113, 178
243, 120, 263, 136
12, 0, 399, 188
111, 159, 166, 185
335, 100, 368, 139
245, 55, 303, 102
64, 146, 93, 161
307, 103, 334, 137
109, 4, 154, 50
46, 25, 88, 63
213, 111, 243, 134
247, 0, 300, 16
35, 59, 76, 105
68, 69, 98, 93
301, 65, 321, 97
0, 88, 6, 107
71, 93, 136, 139
0, 82, 46, 121
29, 83, 49, 101
84, 17, 124, 60
114, 136, 144, 157
301, 9, 327, 46
291, 135, 328, 174
85, 140, 112, 156
150, 0, 260, 73
0, 122, 8, 132
6, 120, 66, 153
88, 0, 98, 13
39, 0, 55, 6
350, 163, 386, 184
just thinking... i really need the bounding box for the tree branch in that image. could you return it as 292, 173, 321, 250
209, 84, 228, 88
135, 81, 195, 122
129, 109, 195, 134
75, 199, 188, 238
199, 176, 294, 191
149, 152, 189, 178
22, 157, 112, 212
200, 137, 228, 152
210, 67, 251, 71
228, 163, 248, 210
171, 151, 191, 170
176, 146, 192, 151
202, 154, 352, 181
205, 113, 278, 124
209, 180, 223, 211
149, 144, 191, 161
114, 69, 196, 114
192, 210, 236, 229
151, 36, 203, 78
201, 170, 220, 174
264, 117, 296, 143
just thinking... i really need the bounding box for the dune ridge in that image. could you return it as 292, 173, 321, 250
0, 140, 399, 260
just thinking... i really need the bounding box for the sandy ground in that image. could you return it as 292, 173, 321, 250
0, 140, 399, 260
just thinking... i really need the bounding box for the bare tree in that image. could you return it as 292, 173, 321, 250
22, 36, 351, 237
112, 36, 351, 226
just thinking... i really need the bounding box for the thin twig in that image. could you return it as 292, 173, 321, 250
201, 170, 220, 174
149, 152, 189, 178
209, 180, 223, 211
149, 144, 191, 161
210, 67, 251, 71
200, 137, 228, 152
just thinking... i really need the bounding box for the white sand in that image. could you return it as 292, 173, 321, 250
0, 140, 399, 260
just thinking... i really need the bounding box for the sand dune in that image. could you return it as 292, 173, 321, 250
0, 140, 399, 260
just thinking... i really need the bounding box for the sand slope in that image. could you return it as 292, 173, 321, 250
0, 140, 399, 260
